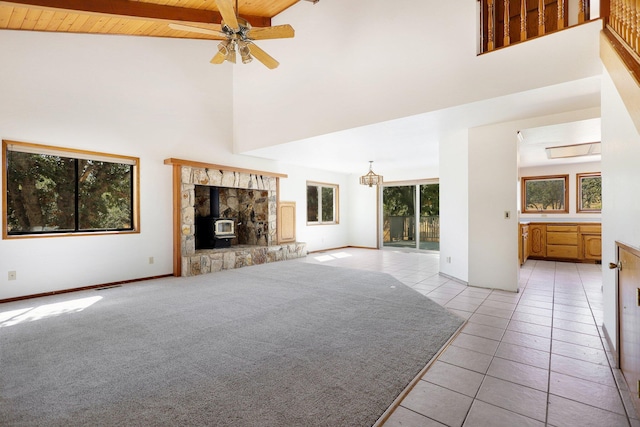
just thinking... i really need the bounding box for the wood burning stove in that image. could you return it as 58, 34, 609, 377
196, 216, 236, 249
212, 218, 235, 248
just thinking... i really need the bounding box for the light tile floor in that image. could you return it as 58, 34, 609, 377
298, 248, 640, 427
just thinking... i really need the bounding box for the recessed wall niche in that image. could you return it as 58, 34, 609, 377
194, 185, 270, 248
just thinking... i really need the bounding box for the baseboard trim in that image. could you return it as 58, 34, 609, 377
602, 323, 619, 368
0, 274, 173, 304
439, 272, 469, 286
308, 245, 377, 254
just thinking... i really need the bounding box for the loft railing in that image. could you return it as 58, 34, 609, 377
480, 0, 591, 53
602, 0, 640, 84
607, 0, 640, 56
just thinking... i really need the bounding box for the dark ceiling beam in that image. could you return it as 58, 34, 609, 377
0, 0, 272, 27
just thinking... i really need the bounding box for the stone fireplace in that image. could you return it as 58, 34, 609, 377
175, 163, 306, 277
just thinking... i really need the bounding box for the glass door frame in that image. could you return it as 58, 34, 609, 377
379, 178, 439, 251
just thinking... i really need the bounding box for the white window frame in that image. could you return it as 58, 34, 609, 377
306, 182, 339, 225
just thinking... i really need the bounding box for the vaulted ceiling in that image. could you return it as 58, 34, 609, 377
0, 0, 301, 40
1, 0, 601, 174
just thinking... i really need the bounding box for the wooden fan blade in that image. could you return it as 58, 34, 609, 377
168, 23, 226, 39
248, 43, 279, 69
249, 24, 295, 40
216, 0, 239, 31
210, 50, 226, 64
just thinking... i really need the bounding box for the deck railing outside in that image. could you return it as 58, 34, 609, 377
383, 216, 440, 244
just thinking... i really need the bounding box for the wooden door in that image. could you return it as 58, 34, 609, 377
618, 243, 640, 412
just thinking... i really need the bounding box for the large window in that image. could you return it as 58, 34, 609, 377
306, 182, 338, 225
577, 172, 602, 213
3, 140, 139, 237
521, 175, 569, 214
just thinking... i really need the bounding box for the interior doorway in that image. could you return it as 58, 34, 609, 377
382, 181, 439, 251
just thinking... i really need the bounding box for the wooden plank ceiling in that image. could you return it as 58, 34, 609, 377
0, 0, 301, 40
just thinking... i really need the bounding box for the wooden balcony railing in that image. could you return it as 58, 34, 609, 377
480, 0, 591, 53
603, 0, 640, 84
607, 0, 640, 56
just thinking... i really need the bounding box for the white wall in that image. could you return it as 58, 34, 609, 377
277, 163, 351, 252
468, 125, 519, 291
519, 161, 602, 221
600, 67, 640, 351
0, 30, 282, 300
233, 0, 602, 153
439, 130, 469, 283
345, 176, 378, 249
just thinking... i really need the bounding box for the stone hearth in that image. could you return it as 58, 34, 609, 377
179, 165, 306, 277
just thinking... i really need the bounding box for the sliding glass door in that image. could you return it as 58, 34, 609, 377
383, 186, 416, 249
382, 182, 439, 251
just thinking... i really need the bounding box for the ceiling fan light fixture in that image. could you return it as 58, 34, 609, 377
218, 40, 230, 56
217, 40, 237, 63
171, 0, 292, 69
359, 161, 383, 187
238, 41, 253, 64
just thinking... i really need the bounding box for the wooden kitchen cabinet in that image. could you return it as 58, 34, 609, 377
583, 235, 602, 260
547, 225, 579, 259
528, 224, 546, 258
524, 222, 601, 263
580, 224, 602, 261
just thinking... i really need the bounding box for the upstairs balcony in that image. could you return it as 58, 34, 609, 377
480, 0, 640, 85
479, 0, 593, 53
602, 0, 640, 85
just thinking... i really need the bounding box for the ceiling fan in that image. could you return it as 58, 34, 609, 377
168, 0, 294, 69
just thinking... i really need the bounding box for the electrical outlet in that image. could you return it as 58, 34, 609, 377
148, 257, 154, 265
504, 211, 511, 219
446, 256, 452, 264
8, 271, 16, 281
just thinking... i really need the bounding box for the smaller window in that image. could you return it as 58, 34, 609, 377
521, 175, 569, 214
306, 182, 338, 225
577, 172, 602, 213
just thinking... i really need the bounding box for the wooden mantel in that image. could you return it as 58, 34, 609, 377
164, 158, 287, 276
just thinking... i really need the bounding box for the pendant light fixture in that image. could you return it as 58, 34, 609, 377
359, 161, 383, 187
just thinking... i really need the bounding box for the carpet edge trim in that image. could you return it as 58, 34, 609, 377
371, 319, 468, 427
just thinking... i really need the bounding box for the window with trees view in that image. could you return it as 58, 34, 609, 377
3, 140, 139, 237
306, 182, 338, 224
577, 172, 602, 213
522, 175, 569, 214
